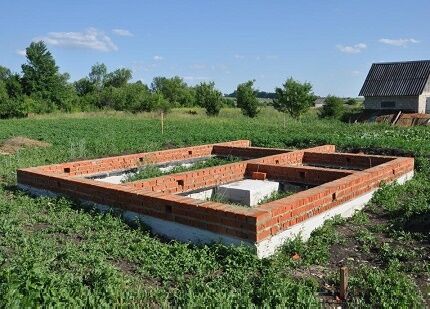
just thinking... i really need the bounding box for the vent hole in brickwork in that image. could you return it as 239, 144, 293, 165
63, 167, 70, 173
177, 179, 185, 187
165, 205, 172, 214
275, 160, 279, 164
392, 169, 396, 175
188, 150, 193, 155
332, 192, 337, 201
139, 157, 144, 162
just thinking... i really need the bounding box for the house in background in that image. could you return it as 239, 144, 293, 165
314, 97, 326, 108
359, 60, 430, 114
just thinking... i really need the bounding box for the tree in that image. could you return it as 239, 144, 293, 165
319, 95, 345, 119
74, 78, 96, 96
89, 63, 107, 89
195, 82, 223, 116
0, 66, 11, 81
0, 81, 25, 118
104, 68, 132, 88
21, 41, 73, 111
151, 76, 195, 107
273, 77, 316, 120
236, 80, 260, 118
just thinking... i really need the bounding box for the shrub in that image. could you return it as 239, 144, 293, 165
319, 95, 345, 119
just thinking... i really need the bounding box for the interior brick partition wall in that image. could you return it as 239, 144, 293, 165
17, 140, 414, 245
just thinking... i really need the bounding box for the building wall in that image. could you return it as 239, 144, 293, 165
364, 96, 420, 112
423, 77, 430, 113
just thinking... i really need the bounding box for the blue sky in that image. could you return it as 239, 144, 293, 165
0, 0, 428, 96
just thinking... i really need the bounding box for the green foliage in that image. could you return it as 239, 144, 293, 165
104, 68, 133, 88
74, 78, 96, 96
236, 80, 260, 118
0, 110, 429, 307
348, 264, 424, 308
273, 77, 316, 119
125, 156, 240, 182
0, 81, 25, 119
195, 82, 223, 116
257, 190, 293, 204
152, 76, 195, 107
319, 95, 345, 119
281, 216, 345, 265
21, 41, 74, 112
345, 98, 357, 105
88, 63, 107, 90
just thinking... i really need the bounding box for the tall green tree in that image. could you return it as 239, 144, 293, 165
236, 80, 260, 118
195, 82, 223, 116
21, 41, 73, 111
89, 63, 107, 89
273, 77, 316, 120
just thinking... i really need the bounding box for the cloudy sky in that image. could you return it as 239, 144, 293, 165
0, 0, 428, 96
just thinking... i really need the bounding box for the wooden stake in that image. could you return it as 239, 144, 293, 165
339, 266, 348, 300
161, 112, 164, 135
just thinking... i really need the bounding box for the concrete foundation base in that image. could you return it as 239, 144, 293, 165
17, 170, 414, 258
218, 179, 279, 206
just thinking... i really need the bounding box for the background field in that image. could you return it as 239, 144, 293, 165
0, 108, 429, 307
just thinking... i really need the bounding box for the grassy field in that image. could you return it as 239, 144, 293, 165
0, 108, 429, 307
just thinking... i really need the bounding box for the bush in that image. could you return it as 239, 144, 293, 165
319, 95, 345, 119
345, 98, 357, 105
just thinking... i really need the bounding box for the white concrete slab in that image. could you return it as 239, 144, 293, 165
218, 179, 279, 206
186, 188, 214, 200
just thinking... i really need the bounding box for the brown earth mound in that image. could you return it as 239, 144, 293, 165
0, 136, 51, 155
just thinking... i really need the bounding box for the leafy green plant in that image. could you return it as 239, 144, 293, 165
124, 156, 240, 182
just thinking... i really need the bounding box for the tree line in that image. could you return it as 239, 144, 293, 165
0, 41, 350, 120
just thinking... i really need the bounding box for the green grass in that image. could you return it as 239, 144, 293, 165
124, 155, 241, 183
0, 108, 428, 307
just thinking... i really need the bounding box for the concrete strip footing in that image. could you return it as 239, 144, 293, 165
17, 170, 413, 259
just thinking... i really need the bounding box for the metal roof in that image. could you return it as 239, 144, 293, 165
359, 60, 430, 97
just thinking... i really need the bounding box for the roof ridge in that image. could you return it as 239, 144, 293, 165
373, 60, 430, 65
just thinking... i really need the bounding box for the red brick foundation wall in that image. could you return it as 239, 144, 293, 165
17, 141, 414, 244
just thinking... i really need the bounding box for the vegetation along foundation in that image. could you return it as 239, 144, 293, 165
17, 140, 414, 258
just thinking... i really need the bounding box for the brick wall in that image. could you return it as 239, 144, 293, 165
17, 141, 414, 244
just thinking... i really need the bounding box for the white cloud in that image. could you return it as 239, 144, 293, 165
336, 43, 367, 54
16, 49, 26, 56
234, 54, 244, 59
378, 38, 419, 47
351, 70, 361, 76
35, 28, 118, 52
112, 28, 133, 37
153, 55, 164, 61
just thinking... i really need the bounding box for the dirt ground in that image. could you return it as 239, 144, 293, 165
0, 136, 51, 155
